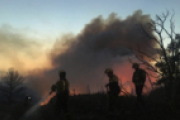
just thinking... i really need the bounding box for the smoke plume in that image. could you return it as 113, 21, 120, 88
28, 10, 157, 96
0, 24, 51, 75
0, 10, 157, 96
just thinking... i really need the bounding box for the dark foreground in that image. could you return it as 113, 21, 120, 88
1, 90, 180, 120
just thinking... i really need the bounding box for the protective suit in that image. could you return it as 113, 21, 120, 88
50, 70, 70, 118
105, 68, 121, 112
132, 63, 146, 105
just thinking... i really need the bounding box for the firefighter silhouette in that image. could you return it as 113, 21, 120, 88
132, 63, 146, 105
104, 68, 121, 113
50, 70, 71, 119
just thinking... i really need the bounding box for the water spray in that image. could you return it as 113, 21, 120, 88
19, 93, 51, 120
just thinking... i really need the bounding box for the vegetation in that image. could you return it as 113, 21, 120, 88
130, 10, 180, 104
0, 68, 26, 104
0, 10, 180, 120
0, 69, 39, 120
22, 92, 180, 120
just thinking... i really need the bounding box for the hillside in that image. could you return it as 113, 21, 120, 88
20, 90, 180, 120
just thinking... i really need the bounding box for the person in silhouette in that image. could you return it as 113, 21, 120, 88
132, 63, 146, 105
50, 70, 70, 119
104, 68, 121, 113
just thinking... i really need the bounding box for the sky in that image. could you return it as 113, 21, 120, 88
0, 0, 180, 95
0, 0, 180, 40
0, 0, 179, 69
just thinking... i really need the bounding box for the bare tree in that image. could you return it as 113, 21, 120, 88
0, 68, 25, 104
129, 10, 180, 103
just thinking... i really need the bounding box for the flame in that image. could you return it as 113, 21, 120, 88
40, 92, 56, 106
113, 62, 157, 95
39, 61, 157, 105
40, 90, 81, 106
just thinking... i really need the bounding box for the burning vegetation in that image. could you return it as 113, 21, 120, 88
0, 9, 180, 120
27, 10, 157, 96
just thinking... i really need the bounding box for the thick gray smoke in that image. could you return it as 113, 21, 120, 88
28, 10, 157, 96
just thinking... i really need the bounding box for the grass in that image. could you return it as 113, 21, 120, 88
1, 88, 180, 120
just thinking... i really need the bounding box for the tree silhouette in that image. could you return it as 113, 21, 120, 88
130, 10, 180, 103
156, 33, 180, 101
0, 68, 25, 104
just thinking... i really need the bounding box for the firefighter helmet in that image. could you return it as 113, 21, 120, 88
59, 70, 66, 73
59, 69, 66, 78
59, 70, 66, 75
132, 63, 139, 68
104, 68, 113, 73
